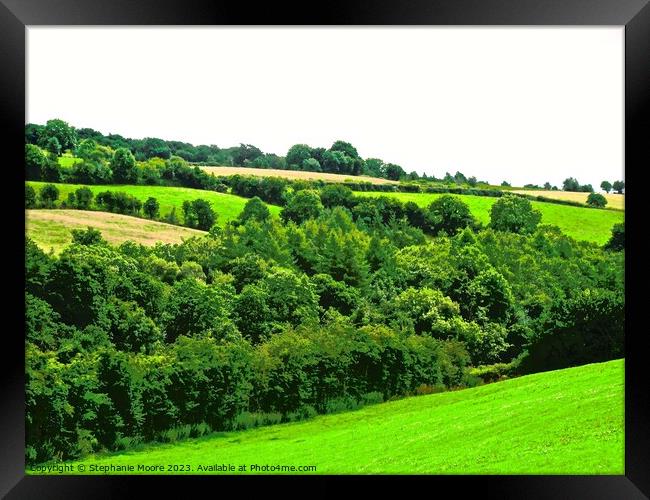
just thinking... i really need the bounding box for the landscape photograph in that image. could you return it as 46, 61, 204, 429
24, 27, 624, 475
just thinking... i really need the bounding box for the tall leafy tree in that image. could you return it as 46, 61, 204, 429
232, 144, 263, 166
44, 137, 62, 156
137, 137, 171, 160
25, 123, 44, 145
426, 195, 475, 236
280, 190, 323, 224
238, 196, 271, 224
286, 144, 313, 170
385, 163, 405, 181
40, 118, 77, 152
182, 199, 216, 231
562, 177, 581, 192
490, 195, 542, 234
25, 144, 48, 180
111, 148, 138, 184
143, 197, 160, 219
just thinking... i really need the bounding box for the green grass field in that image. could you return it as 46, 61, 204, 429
28, 359, 623, 475
354, 191, 624, 245
57, 155, 83, 168
27, 182, 281, 224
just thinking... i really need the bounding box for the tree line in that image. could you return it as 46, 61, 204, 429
26, 119, 414, 181
562, 177, 625, 194
26, 119, 517, 185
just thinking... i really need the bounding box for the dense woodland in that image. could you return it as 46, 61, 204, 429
25, 120, 625, 465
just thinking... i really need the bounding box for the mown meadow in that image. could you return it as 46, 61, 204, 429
29, 360, 624, 475
27, 181, 281, 224
26, 209, 205, 254
354, 191, 623, 245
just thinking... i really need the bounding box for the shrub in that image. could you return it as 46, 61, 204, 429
284, 405, 318, 423
324, 395, 360, 414
231, 412, 283, 431
143, 197, 160, 219
74, 187, 94, 209
25, 185, 37, 208
39, 184, 60, 208
182, 199, 216, 230
68, 160, 113, 184
360, 392, 384, 406
96, 191, 142, 215
320, 184, 355, 209
586, 192, 607, 208
164, 207, 179, 225
604, 222, 624, 251
113, 435, 143, 451
468, 362, 513, 383
71, 227, 106, 246
414, 383, 447, 396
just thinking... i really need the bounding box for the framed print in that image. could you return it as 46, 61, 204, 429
1, 0, 648, 497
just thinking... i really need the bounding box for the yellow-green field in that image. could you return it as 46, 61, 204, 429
200, 166, 398, 185
511, 190, 625, 210
57, 154, 83, 168
28, 359, 623, 475
26, 209, 205, 254
354, 191, 623, 245
27, 181, 281, 224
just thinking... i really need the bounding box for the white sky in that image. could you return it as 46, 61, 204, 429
27, 27, 623, 189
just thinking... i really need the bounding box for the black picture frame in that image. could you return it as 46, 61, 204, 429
1, 1, 648, 497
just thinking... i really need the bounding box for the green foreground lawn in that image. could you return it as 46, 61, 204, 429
354, 191, 623, 245
28, 359, 624, 475
26, 181, 281, 225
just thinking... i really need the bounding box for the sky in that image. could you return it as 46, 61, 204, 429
27, 27, 624, 190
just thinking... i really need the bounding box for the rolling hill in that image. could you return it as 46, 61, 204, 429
26, 209, 206, 254
354, 191, 623, 245
510, 189, 624, 210
26, 181, 282, 224
199, 166, 398, 185
29, 359, 623, 475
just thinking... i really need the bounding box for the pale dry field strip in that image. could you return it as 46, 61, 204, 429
199, 166, 399, 185
26, 209, 205, 252
511, 190, 625, 210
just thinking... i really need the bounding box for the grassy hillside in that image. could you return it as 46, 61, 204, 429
26, 182, 281, 224
200, 166, 398, 185
30, 359, 623, 475
511, 189, 625, 210
26, 209, 205, 254
355, 191, 623, 245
